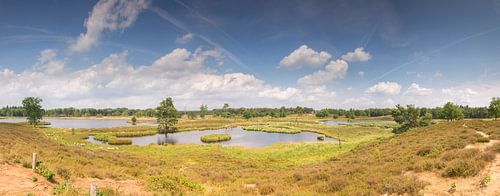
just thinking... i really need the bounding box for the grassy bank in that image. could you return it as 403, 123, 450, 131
1, 118, 498, 195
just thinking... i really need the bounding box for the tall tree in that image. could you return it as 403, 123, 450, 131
392, 104, 433, 134
22, 97, 44, 126
223, 103, 230, 110
489, 97, 500, 120
442, 102, 464, 121
156, 97, 178, 133
279, 106, 287, 118
200, 104, 208, 118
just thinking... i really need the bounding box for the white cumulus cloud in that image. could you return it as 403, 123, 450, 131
279, 45, 331, 70
69, 0, 150, 52
441, 87, 478, 105
404, 83, 432, 96
0, 47, 339, 109
33, 49, 65, 74
341, 47, 371, 62
297, 59, 348, 86
366, 81, 401, 96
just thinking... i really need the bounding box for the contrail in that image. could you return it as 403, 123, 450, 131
367, 27, 500, 84
149, 6, 260, 77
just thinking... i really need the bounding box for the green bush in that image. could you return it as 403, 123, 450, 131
147, 173, 203, 193
35, 162, 55, 181
200, 134, 231, 143
317, 135, 325, 141
93, 134, 116, 142
32, 176, 38, 182
52, 181, 79, 195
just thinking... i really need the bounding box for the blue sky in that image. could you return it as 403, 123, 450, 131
1, 0, 499, 109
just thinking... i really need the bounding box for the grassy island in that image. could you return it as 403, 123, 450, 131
200, 133, 231, 143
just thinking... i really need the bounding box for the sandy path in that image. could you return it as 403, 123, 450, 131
409, 129, 500, 195
0, 163, 150, 195
0, 163, 54, 195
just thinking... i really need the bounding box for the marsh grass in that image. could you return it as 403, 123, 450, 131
1, 119, 498, 195
108, 139, 132, 145
200, 134, 231, 143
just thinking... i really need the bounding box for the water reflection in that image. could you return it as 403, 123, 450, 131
87, 127, 336, 148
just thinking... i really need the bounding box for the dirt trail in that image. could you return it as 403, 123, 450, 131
410, 128, 500, 195
0, 163, 54, 195
0, 163, 149, 195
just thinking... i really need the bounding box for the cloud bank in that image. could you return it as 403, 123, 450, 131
70, 0, 150, 52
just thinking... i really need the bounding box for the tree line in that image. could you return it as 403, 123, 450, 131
2, 97, 500, 121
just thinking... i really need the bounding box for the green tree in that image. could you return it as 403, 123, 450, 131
392, 104, 433, 134
223, 103, 230, 110
242, 109, 253, 119
315, 109, 329, 118
346, 112, 355, 120
156, 97, 178, 133
200, 104, 208, 118
489, 97, 500, 120
295, 106, 304, 116
131, 116, 137, 125
22, 97, 44, 126
279, 106, 287, 118
442, 102, 464, 121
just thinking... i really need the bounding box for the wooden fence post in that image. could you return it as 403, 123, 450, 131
32, 152, 37, 171
338, 133, 341, 148
90, 182, 97, 196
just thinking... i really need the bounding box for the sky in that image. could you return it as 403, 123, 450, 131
1, 0, 500, 109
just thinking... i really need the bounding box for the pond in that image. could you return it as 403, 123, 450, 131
0, 117, 155, 128
87, 127, 336, 147
322, 120, 393, 126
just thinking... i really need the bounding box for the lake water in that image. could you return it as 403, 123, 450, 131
0, 117, 155, 128
322, 120, 392, 126
87, 127, 336, 147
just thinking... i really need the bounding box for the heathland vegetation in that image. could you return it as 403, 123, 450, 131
0, 96, 499, 194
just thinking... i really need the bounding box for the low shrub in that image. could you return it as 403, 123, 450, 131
147, 173, 203, 193
35, 162, 55, 181
93, 134, 116, 142
32, 176, 38, 182
442, 159, 483, 177
22, 161, 32, 168
108, 139, 132, 145
493, 143, 500, 153
477, 137, 490, 143
200, 134, 231, 143
317, 135, 325, 141
52, 181, 79, 195
258, 184, 275, 195
56, 167, 71, 180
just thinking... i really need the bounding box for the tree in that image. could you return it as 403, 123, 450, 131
22, 97, 44, 126
242, 109, 253, 119
442, 102, 464, 121
223, 103, 230, 110
200, 104, 208, 118
392, 104, 433, 134
345, 112, 355, 120
295, 106, 304, 116
315, 109, 329, 118
279, 106, 287, 118
489, 97, 500, 120
131, 116, 137, 125
156, 97, 178, 133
